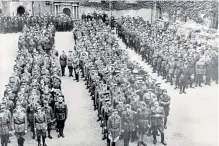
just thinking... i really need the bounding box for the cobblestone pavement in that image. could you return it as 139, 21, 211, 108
0, 32, 218, 146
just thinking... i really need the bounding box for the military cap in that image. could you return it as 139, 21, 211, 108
126, 104, 131, 109
36, 105, 42, 110
112, 109, 118, 113
43, 100, 48, 104
0, 103, 6, 110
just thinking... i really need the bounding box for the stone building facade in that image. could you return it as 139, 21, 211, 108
0, 0, 79, 19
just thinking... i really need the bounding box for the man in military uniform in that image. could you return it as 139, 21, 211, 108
136, 102, 151, 146
107, 109, 121, 146
67, 50, 74, 77
42, 100, 54, 139
59, 51, 67, 76
101, 98, 113, 142
151, 101, 166, 145
121, 104, 137, 146
195, 59, 206, 87
81, 12, 87, 22
73, 54, 80, 82
0, 104, 11, 146
54, 96, 68, 138
34, 105, 47, 146
26, 97, 38, 139
12, 102, 27, 146
159, 90, 170, 129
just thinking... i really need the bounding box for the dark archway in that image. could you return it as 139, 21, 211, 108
17, 6, 25, 16
63, 8, 71, 16
0, 9, 2, 14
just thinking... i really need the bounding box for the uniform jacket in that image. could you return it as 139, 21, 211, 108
159, 95, 171, 109
59, 54, 67, 67
121, 110, 136, 132
34, 112, 47, 130
0, 110, 11, 135
130, 101, 141, 112
54, 102, 68, 121
107, 114, 121, 140
67, 54, 74, 67
12, 110, 27, 133
26, 103, 37, 122
151, 106, 164, 126
196, 62, 206, 75
42, 106, 53, 123
136, 107, 151, 129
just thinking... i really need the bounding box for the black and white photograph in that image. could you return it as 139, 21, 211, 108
0, 0, 218, 146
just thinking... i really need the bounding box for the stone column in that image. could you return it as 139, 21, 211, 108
74, 6, 76, 19
75, 6, 77, 19
76, 6, 79, 19
72, 6, 75, 19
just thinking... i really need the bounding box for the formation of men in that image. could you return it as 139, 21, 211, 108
73, 17, 170, 146
0, 14, 74, 33
81, 12, 116, 29
117, 16, 218, 94
0, 17, 68, 146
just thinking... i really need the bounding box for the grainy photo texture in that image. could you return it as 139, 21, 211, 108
0, 0, 218, 146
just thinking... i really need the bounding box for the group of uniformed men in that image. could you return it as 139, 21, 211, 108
116, 16, 218, 94
73, 17, 170, 146
0, 17, 68, 146
81, 11, 116, 29
0, 14, 74, 33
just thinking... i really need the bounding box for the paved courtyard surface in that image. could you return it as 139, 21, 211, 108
0, 32, 218, 146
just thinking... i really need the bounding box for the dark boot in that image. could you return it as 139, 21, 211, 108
161, 133, 167, 145
153, 131, 157, 145
42, 136, 47, 146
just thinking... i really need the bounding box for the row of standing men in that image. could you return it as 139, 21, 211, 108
73, 19, 170, 146
0, 21, 68, 146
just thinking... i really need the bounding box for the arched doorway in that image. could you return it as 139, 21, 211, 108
0, 9, 2, 15
17, 6, 25, 16
63, 8, 71, 16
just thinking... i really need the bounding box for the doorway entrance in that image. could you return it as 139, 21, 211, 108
17, 6, 25, 16
63, 8, 71, 16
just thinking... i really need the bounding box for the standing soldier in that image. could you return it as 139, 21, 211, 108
159, 90, 170, 129
81, 12, 87, 22
151, 101, 166, 145
73, 54, 80, 82
12, 102, 27, 146
67, 50, 74, 77
54, 96, 68, 138
107, 109, 121, 146
42, 100, 54, 139
121, 104, 137, 146
26, 97, 37, 139
0, 104, 11, 146
195, 59, 206, 87
59, 51, 67, 76
136, 102, 151, 146
34, 105, 47, 146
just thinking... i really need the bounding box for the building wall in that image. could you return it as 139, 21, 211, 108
33, 1, 53, 16
9, 2, 33, 16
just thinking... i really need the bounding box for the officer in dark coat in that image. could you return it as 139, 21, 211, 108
26, 98, 37, 139
54, 96, 68, 138
81, 12, 87, 22
59, 51, 67, 76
